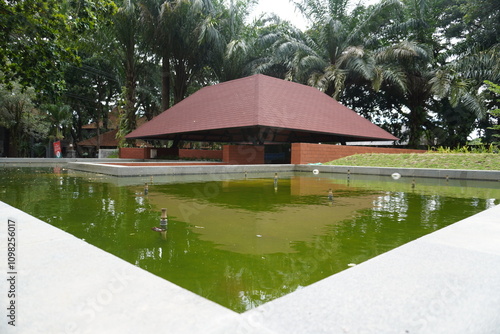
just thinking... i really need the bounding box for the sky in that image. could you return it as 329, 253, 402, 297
249, 0, 309, 30
249, 0, 380, 31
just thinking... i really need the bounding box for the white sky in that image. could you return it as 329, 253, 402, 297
249, 0, 380, 31
249, 0, 309, 30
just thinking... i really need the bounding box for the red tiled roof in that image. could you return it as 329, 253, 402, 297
82, 109, 120, 130
126, 74, 398, 143
82, 114, 148, 130
78, 129, 119, 147
78, 129, 149, 148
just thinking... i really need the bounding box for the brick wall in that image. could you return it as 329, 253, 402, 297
119, 147, 222, 160
291, 143, 425, 164
120, 144, 424, 164
119, 147, 148, 159
222, 145, 265, 164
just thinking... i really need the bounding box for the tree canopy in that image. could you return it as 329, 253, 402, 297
1, 0, 499, 156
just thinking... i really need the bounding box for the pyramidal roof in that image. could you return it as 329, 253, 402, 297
126, 74, 398, 144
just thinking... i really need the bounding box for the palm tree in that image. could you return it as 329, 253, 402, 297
113, 0, 140, 143
374, 0, 500, 147
212, 0, 258, 82
247, 16, 312, 80
139, 0, 226, 107
442, 46, 500, 143
283, 0, 401, 98
139, 0, 172, 111
44, 104, 72, 141
169, 0, 225, 104
375, 40, 438, 147
220, 14, 300, 81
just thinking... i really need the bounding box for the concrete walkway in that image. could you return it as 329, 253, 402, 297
2, 200, 500, 333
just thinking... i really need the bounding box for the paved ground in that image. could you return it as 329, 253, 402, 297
1, 200, 500, 333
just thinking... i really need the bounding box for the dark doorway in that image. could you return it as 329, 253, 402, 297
264, 144, 291, 164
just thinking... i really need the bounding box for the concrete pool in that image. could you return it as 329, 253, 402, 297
1, 159, 500, 333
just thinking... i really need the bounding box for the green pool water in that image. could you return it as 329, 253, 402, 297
1, 167, 499, 312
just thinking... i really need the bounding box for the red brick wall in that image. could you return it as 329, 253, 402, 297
119, 147, 222, 160
223, 145, 265, 164
119, 148, 148, 159
291, 143, 425, 164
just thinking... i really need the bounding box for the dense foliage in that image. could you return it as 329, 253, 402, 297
1, 0, 499, 156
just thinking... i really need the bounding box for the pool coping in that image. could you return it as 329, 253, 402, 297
2, 201, 500, 333
1, 161, 500, 333
66, 161, 500, 181
1, 157, 499, 181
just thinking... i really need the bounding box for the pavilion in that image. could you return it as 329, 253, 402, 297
125, 74, 400, 164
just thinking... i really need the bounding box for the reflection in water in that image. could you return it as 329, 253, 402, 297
0, 168, 499, 313
148, 181, 378, 254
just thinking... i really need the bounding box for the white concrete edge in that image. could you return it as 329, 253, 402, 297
67, 162, 297, 177
237, 204, 500, 334
2, 191, 500, 333
0, 202, 239, 334
3, 159, 499, 181
66, 162, 500, 181
297, 164, 500, 181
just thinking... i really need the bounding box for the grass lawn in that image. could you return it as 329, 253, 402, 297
324, 153, 500, 171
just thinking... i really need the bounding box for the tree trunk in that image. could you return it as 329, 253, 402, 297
9, 121, 21, 157
407, 105, 426, 148
161, 54, 171, 112
8, 131, 19, 157
173, 59, 188, 105
124, 50, 137, 147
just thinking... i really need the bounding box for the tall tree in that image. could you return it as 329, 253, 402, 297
371, 0, 461, 147
374, 0, 500, 147
139, 0, 173, 111
0, 82, 48, 156
484, 81, 500, 145
43, 104, 72, 141
168, 0, 225, 104
139, 0, 227, 108
112, 0, 141, 146
211, 0, 257, 82
0, 0, 116, 95
375, 41, 440, 147
285, 0, 401, 97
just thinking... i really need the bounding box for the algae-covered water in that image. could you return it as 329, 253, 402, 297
1, 167, 499, 312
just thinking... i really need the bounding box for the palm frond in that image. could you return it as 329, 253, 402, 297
225, 39, 250, 59
308, 71, 329, 92
298, 55, 326, 73
460, 92, 487, 119
448, 79, 470, 107
381, 67, 408, 92
429, 69, 453, 99
344, 0, 402, 46
381, 18, 424, 38
375, 40, 430, 63
455, 47, 500, 83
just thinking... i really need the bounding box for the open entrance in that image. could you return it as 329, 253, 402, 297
265, 144, 291, 164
